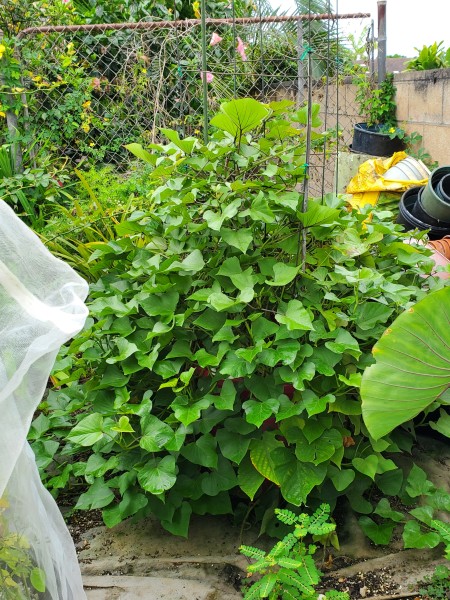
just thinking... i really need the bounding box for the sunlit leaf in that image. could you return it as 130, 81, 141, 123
124, 142, 156, 165
210, 98, 271, 138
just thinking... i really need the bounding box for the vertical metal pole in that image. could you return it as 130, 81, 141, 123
320, 1, 332, 196
334, 0, 339, 195
370, 19, 375, 77
296, 20, 305, 107
301, 49, 313, 272
299, 4, 313, 272
258, 0, 265, 101
232, 0, 237, 97
200, 0, 209, 143
377, 0, 387, 84
174, 0, 185, 136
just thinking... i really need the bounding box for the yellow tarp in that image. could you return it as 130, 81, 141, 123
346, 151, 428, 212
346, 191, 380, 211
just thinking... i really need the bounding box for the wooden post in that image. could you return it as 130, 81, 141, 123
0, 30, 24, 172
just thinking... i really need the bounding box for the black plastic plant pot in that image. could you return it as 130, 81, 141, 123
421, 166, 450, 221
397, 186, 450, 240
436, 174, 450, 202
411, 188, 450, 228
351, 122, 406, 157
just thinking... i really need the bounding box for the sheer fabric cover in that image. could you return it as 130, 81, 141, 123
0, 200, 88, 599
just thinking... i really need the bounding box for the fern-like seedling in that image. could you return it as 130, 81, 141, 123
430, 519, 450, 560
240, 503, 349, 600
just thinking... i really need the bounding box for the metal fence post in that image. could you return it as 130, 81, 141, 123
297, 20, 305, 107
200, 0, 209, 143
370, 19, 375, 77
377, 0, 386, 84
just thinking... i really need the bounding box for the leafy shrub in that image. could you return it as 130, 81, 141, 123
39, 164, 158, 280
0, 144, 72, 229
354, 72, 397, 128
31, 98, 443, 537
21, 39, 141, 164
406, 42, 450, 71
75, 164, 152, 209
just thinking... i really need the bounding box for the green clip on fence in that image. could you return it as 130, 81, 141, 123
300, 44, 313, 60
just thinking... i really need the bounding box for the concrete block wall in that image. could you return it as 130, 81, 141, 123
394, 68, 450, 167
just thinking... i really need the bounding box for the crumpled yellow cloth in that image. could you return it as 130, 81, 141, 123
346, 151, 428, 194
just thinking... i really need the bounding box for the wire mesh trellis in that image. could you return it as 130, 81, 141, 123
11, 10, 372, 194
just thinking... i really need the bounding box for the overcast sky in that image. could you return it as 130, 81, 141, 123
278, 0, 450, 58
336, 0, 450, 57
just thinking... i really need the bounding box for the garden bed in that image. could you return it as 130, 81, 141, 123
75, 512, 444, 599
66, 434, 450, 599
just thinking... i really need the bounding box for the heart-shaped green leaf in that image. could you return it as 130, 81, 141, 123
138, 455, 177, 494
352, 455, 379, 480
210, 98, 271, 138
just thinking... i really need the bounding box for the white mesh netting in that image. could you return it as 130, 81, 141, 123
0, 199, 88, 599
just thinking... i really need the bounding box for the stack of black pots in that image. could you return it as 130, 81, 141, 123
397, 167, 450, 240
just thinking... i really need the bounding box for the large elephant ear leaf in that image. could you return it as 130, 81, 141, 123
361, 287, 450, 440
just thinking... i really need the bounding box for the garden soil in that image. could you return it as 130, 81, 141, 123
71, 435, 450, 599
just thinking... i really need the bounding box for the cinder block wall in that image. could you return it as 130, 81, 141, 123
394, 68, 450, 167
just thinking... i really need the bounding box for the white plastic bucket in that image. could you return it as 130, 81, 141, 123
384, 156, 430, 181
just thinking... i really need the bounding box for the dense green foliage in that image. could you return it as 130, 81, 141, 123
354, 72, 397, 129
41, 164, 153, 240
2, 0, 450, 587
0, 144, 71, 228
28, 98, 447, 538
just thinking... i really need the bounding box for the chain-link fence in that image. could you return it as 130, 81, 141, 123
11, 11, 372, 194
